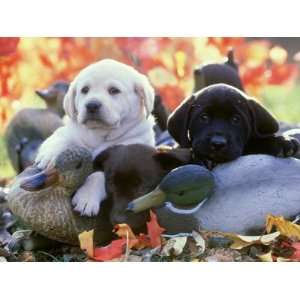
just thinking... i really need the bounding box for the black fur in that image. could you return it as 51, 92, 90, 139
168, 83, 299, 166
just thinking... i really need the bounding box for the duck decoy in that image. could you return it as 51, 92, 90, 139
193, 49, 244, 92
128, 155, 300, 235
35, 81, 69, 118
6, 146, 112, 245
127, 164, 214, 212
4, 81, 69, 173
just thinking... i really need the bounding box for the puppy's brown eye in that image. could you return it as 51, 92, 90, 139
108, 87, 121, 95
231, 115, 241, 124
199, 113, 210, 123
81, 86, 89, 94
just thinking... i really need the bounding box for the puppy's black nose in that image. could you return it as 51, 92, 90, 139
86, 101, 101, 113
210, 135, 227, 151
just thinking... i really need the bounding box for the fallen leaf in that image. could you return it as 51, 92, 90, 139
147, 210, 165, 248
161, 237, 187, 256
135, 233, 152, 250
93, 239, 127, 262
224, 231, 280, 250
114, 224, 151, 250
114, 224, 136, 240
258, 251, 274, 262
276, 257, 292, 262
192, 231, 206, 255
289, 242, 300, 261
78, 230, 94, 258
266, 215, 300, 239
126, 255, 143, 262
204, 248, 243, 262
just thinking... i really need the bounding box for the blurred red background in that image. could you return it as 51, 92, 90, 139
0, 37, 298, 131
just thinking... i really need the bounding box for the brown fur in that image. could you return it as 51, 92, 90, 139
93, 144, 192, 233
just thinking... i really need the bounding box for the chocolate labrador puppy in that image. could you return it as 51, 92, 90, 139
168, 83, 299, 167
93, 144, 191, 232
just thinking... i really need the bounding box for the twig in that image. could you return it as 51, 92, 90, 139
36, 251, 60, 262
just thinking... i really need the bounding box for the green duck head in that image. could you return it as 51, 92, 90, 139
127, 164, 215, 213
20, 147, 93, 192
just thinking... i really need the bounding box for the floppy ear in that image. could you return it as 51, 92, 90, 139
63, 81, 77, 121
134, 74, 155, 118
167, 95, 195, 147
248, 98, 279, 138
154, 147, 192, 171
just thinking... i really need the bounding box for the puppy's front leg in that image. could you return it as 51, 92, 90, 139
72, 171, 107, 217
245, 135, 299, 157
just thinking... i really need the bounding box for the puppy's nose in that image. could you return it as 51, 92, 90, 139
210, 135, 227, 151
86, 101, 101, 113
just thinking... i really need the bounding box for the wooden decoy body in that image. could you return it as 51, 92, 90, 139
129, 155, 300, 235
5, 81, 69, 173
6, 146, 112, 245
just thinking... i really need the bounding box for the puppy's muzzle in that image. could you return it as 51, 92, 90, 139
209, 135, 228, 151
85, 100, 102, 114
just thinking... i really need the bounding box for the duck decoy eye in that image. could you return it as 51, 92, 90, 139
75, 161, 83, 169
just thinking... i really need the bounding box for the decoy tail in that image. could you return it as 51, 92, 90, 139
226, 48, 238, 70
20, 167, 59, 191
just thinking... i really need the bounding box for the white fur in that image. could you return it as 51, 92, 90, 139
72, 172, 107, 216
35, 59, 155, 216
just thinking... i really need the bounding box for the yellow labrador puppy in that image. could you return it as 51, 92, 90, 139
35, 59, 155, 216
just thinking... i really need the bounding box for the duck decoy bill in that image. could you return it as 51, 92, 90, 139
127, 187, 166, 213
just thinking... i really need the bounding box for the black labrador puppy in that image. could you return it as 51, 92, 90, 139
168, 83, 299, 167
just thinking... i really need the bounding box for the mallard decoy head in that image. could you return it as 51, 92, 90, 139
20, 147, 93, 192
127, 164, 215, 213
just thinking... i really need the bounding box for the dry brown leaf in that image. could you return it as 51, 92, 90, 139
224, 231, 280, 250
258, 251, 273, 262
78, 230, 94, 258
276, 257, 292, 262
266, 215, 300, 239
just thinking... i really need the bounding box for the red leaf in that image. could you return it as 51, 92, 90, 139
0, 37, 20, 56
289, 242, 300, 261
241, 64, 267, 87
147, 210, 165, 248
207, 37, 245, 55
158, 85, 185, 111
93, 239, 127, 261
268, 64, 298, 85
39, 53, 54, 69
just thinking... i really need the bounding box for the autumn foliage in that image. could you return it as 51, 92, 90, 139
0, 37, 299, 129
79, 210, 165, 262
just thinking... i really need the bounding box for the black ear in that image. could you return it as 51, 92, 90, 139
93, 149, 110, 171
167, 95, 195, 147
248, 98, 279, 138
154, 148, 192, 171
